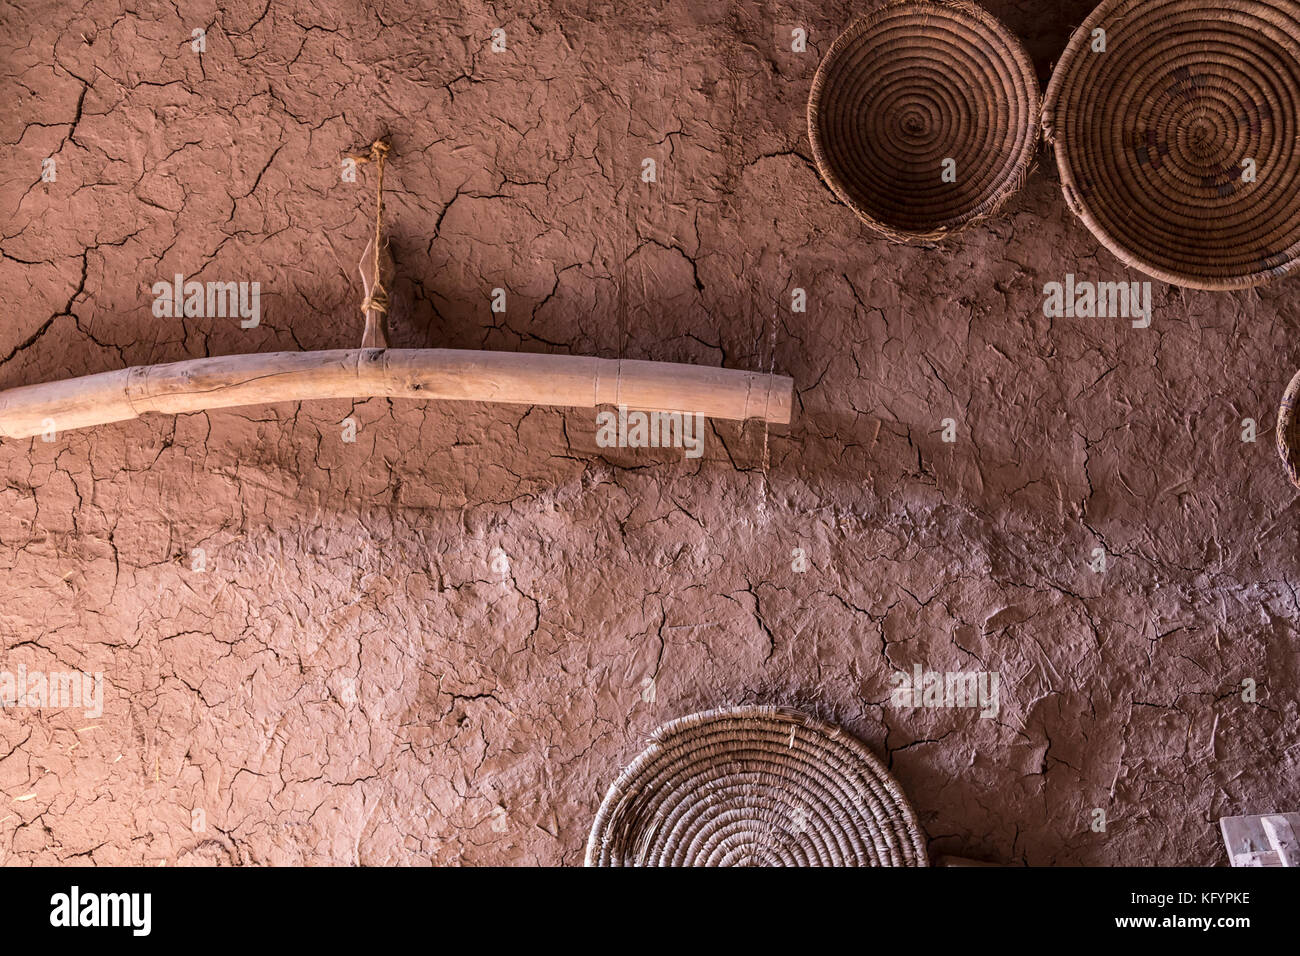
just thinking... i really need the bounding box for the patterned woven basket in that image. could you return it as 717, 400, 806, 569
585, 705, 929, 867
1277, 368, 1300, 489
807, 0, 1040, 241
1043, 0, 1300, 289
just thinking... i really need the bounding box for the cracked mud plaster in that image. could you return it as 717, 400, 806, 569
0, 0, 1297, 867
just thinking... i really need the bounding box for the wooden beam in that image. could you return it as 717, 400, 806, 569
0, 348, 794, 439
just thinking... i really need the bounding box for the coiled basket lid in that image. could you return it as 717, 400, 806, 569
1043, 0, 1300, 289
585, 705, 928, 866
807, 0, 1040, 241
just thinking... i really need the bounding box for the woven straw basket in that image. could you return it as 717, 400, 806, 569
1277, 369, 1300, 488
808, 0, 1040, 241
585, 705, 929, 867
1043, 0, 1300, 289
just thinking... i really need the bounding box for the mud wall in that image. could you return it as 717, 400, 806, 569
1, 0, 1296, 865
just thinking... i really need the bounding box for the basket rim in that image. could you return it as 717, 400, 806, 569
807, 0, 1042, 243
584, 703, 930, 866
1041, 0, 1300, 290
1276, 367, 1300, 490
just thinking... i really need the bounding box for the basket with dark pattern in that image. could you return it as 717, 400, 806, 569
1043, 0, 1300, 289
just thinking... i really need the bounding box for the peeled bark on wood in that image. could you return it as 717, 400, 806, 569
0, 348, 794, 439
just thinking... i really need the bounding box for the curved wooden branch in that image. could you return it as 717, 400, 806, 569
0, 349, 793, 439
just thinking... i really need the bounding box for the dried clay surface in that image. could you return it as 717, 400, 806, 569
1, 0, 1297, 866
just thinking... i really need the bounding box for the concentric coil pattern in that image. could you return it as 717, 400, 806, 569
1276, 368, 1300, 489
1043, 0, 1300, 288
808, 1, 1040, 240
585, 706, 929, 866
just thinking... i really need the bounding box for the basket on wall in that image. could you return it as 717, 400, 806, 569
585, 705, 929, 867
1043, 0, 1300, 289
807, 0, 1040, 242
1277, 369, 1300, 489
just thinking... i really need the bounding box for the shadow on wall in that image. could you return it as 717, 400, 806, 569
989, 0, 1101, 86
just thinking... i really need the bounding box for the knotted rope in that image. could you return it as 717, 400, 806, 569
353, 139, 390, 318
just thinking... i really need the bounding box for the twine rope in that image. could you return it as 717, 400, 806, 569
355, 139, 390, 317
